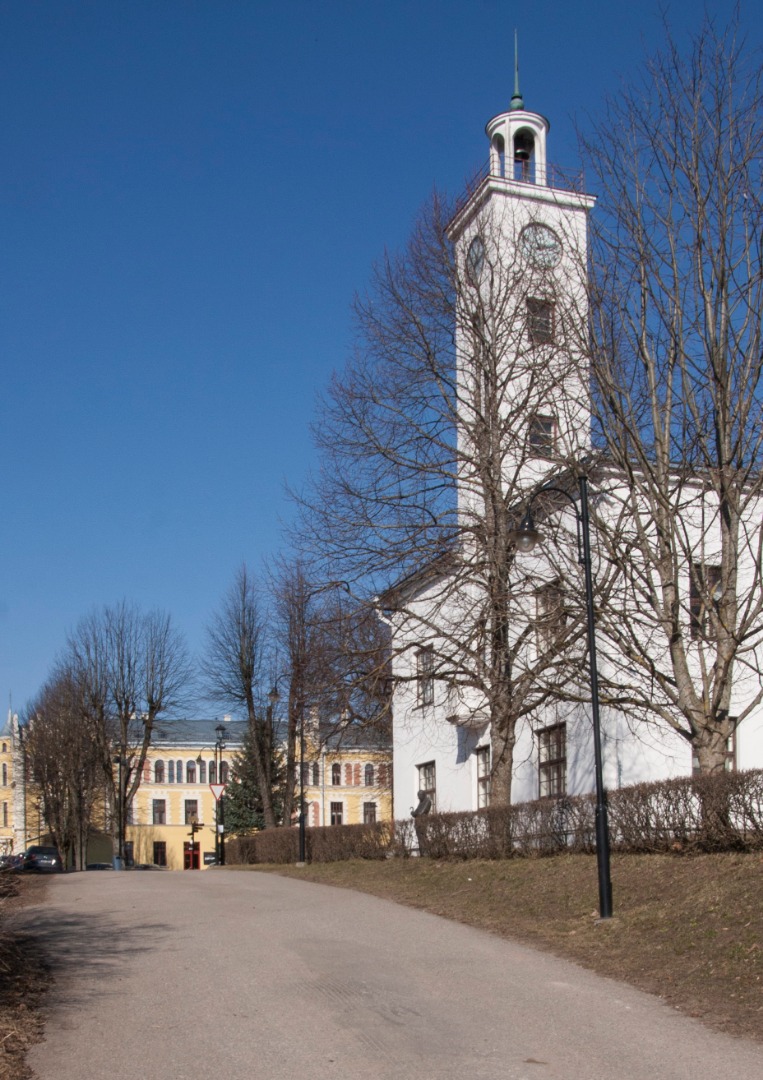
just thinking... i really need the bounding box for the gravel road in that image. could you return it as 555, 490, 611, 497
11, 868, 762, 1080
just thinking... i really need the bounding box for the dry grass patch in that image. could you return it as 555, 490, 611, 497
255, 853, 763, 1042
0, 875, 50, 1080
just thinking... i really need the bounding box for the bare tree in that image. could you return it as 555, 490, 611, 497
583, 15, 763, 771
296, 192, 592, 804
202, 565, 280, 828
23, 666, 104, 870
67, 602, 192, 852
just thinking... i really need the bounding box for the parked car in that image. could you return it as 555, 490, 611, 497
0, 853, 24, 872
22, 846, 64, 873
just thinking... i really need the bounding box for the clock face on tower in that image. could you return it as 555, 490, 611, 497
466, 236, 485, 284
519, 224, 562, 269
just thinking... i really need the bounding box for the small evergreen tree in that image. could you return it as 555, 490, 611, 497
225, 726, 284, 834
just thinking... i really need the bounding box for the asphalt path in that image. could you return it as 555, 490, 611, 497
10, 868, 762, 1080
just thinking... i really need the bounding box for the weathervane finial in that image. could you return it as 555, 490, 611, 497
510, 30, 524, 111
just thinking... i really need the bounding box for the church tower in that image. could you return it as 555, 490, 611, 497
447, 48, 596, 521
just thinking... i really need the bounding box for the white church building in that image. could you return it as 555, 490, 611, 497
385, 78, 763, 820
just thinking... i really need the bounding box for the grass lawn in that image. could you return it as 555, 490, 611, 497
248, 852, 763, 1043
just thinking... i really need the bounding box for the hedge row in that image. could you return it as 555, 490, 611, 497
226, 768, 763, 864
226, 821, 392, 865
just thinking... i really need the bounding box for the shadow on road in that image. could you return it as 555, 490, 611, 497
9, 902, 174, 1012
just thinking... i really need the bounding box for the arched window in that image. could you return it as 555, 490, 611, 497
168, 760, 175, 784
331, 763, 341, 786
198, 759, 206, 784
220, 761, 229, 784
176, 760, 183, 784
364, 764, 374, 787
186, 761, 196, 784
154, 760, 165, 784
311, 762, 319, 786
208, 761, 217, 785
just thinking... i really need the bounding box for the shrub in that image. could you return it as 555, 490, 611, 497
225, 769, 763, 864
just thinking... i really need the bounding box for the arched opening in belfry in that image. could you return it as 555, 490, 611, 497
513, 128, 535, 182
491, 133, 506, 177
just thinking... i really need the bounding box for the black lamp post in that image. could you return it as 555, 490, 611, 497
112, 753, 126, 871
511, 473, 613, 919
214, 723, 227, 866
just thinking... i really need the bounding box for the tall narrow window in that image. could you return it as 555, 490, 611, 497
2, 763, 6, 785
186, 761, 196, 785
331, 762, 341, 786
526, 298, 555, 344
168, 760, 175, 784
153, 841, 167, 867
536, 581, 567, 650
476, 746, 491, 809
417, 647, 434, 707
690, 563, 722, 640
184, 800, 199, 825
176, 760, 183, 784
198, 760, 206, 784
208, 761, 216, 785
417, 761, 436, 812
152, 799, 166, 825
220, 761, 229, 784
538, 724, 567, 798
364, 763, 375, 787
154, 760, 164, 784
311, 762, 320, 785
2, 802, 7, 827
330, 802, 343, 826
363, 802, 377, 824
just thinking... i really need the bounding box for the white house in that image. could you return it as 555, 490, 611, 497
386, 78, 763, 820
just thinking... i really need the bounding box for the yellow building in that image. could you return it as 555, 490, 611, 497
301, 726, 393, 828
126, 718, 244, 871
0, 712, 16, 855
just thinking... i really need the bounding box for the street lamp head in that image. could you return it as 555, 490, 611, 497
510, 508, 543, 554
268, 685, 280, 707
215, 723, 227, 747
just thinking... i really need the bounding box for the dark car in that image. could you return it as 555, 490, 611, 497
0, 853, 24, 872
23, 846, 64, 873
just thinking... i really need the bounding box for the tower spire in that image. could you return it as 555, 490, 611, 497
510, 30, 524, 111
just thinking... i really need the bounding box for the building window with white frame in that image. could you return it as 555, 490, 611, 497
527, 413, 557, 456
331, 762, 341, 786
538, 724, 566, 798
152, 799, 166, 825
363, 802, 377, 824
417, 647, 434, 706
536, 580, 567, 651
364, 763, 375, 786
526, 298, 555, 344
417, 761, 436, 812
330, 801, 343, 826
690, 563, 721, 640
476, 746, 491, 808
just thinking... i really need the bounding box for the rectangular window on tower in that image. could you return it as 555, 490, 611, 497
528, 414, 557, 456
690, 563, 722, 640
416, 647, 434, 707
526, 298, 555, 344
536, 581, 567, 651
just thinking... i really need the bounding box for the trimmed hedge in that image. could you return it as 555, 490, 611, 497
225, 768, 763, 864
226, 821, 392, 865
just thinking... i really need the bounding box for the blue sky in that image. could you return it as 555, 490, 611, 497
1, 0, 759, 711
